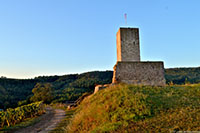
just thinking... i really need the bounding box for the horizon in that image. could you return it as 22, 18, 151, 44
1, 0, 200, 79
1, 65, 200, 80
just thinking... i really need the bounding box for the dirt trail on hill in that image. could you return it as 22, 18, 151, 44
14, 107, 66, 133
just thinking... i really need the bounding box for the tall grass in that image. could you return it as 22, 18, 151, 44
67, 84, 200, 132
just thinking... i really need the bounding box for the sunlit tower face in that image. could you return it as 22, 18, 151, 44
116, 28, 140, 62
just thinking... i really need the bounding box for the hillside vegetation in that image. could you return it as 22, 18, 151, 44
0, 71, 113, 109
1, 67, 200, 110
67, 84, 200, 132
0, 101, 44, 128
165, 67, 200, 84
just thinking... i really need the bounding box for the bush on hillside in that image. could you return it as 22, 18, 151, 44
30, 83, 54, 104
0, 101, 44, 127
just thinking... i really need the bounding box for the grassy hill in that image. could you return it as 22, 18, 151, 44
67, 84, 200, 132
1, 67, 200, 131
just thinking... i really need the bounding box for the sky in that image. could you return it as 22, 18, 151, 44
0, 0, 200, 79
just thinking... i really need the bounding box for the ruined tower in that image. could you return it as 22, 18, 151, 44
112, 27, 166, 86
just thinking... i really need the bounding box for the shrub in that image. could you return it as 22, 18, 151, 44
0, 101, 45, 128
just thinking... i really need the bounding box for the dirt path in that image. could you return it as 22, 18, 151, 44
14, 107, 66, 133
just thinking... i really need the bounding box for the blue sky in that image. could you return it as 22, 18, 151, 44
0, 0, 200, 79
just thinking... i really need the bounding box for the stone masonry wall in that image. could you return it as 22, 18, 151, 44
112, 61, 166, 86
117, 28, 140, 62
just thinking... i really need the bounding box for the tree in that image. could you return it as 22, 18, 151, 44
0, 85, 8, 109
30, 83, 54, 104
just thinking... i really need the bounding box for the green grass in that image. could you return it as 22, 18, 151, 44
67, 84, 200, 132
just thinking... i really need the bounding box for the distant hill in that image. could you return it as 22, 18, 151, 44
1, 66, 200, 109
0, 71, 113, 109
165, 67, 200, 84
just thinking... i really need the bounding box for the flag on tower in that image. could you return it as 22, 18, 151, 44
124, 13, 127, 25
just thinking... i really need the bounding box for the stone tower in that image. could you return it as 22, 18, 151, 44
117, 28, 140, 62
112, 27, 166, 86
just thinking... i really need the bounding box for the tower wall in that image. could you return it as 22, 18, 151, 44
117, 28, 140, 62
112, 61, 166, 86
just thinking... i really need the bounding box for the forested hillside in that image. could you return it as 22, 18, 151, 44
0, 71, 113, 109
165, 67, 200, 84
1, 67, 200, 110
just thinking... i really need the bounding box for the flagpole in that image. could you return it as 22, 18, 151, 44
124, 13, 127, 26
